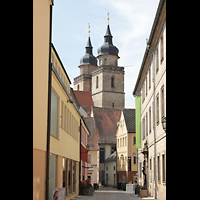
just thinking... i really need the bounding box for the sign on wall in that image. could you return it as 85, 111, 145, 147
52, 187, 65, 200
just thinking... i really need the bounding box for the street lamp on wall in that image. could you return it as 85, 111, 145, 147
162, 117, 166, 132
86, 144, 90, 152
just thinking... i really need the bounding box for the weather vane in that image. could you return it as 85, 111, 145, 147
107, 11, 109, 24
88, 23, 90, 36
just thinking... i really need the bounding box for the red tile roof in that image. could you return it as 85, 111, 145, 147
73, 91, 94, 115
84, 117, 99, 151
92, 107, 121, 144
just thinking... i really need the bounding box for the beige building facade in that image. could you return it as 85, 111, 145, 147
33, 1, 53, 200
133, 0, 166, 199
116, 109, 137, 185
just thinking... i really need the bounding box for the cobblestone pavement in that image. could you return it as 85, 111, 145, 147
72, 186, 154, 200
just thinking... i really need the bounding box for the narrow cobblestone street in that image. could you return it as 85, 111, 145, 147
72, 186, 155, 200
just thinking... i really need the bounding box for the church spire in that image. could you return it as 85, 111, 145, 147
80, 23, 97, 66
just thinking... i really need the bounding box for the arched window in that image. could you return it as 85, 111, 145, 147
111, 76, 114, 88
96, 76, 99, 88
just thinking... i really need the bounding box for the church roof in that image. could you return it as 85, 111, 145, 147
80, 36, 97, 66
73, 90, 94, 115
97, 25, 119, 58
92, 107, 121, 144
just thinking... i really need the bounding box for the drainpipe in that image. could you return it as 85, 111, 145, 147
79, 118, 82, 195
46, 3, 53, 200
152, 50, 157, 199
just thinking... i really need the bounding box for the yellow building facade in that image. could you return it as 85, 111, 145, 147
116, 109, 137, 185
50, 44, 81, 200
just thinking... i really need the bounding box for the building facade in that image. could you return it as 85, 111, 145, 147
133, 0, 166, 199
50, 44, 82, 200
116, 109, 137, 185
33, 1, 53, 200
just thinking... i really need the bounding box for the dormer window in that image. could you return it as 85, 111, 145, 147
104, 58, 107, 64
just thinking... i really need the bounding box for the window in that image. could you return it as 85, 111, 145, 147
73, 161, 75, 193
112, 102, 114, 108
149, 107, 151, 133
128, 157, 131, 171
77, 85, 80, 91
162, 154, 165, 183
125, 136, 127, 146
149, 66, 151, 89
100, 148, 105, 163
157, 156, 160, 182
120, 138, 122, 147
142, 117, 145, 140
88, 154, 91, 164
111, 76, 114, 88
146, 77, 148, 96
68, 159, 72, 195
111, 146, 116, 154
50, 90, 58, 138
133, 156, 137, 165
104, 58, 107, 64
156, 47, 159, 73
160, 34, 164, 63
156, 93, 159, 125
49, 154, 57, 199
149, 158, 152, 180
117, 139, 119, 148
146, 112, 148, 136
161, 86, 165, 118
133, 136, 136, 145
96, 76, 99, 89
64, 105, 66, 131
61, 101, 64, 128
63, 158, 66, 188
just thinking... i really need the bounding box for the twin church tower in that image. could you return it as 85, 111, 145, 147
74, 20, 125, 110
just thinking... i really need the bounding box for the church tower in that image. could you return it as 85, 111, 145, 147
91, 22, 125, 110
74, 24, 97, 91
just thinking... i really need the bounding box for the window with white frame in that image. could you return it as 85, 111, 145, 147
50, 89, 58, 138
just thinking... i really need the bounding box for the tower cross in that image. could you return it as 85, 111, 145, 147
88, 23, 90, 36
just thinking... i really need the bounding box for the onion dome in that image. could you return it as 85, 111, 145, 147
80, 37, 97, 66
97, 25, 119, 58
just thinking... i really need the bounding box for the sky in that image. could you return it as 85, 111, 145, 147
52, 0, 160, 108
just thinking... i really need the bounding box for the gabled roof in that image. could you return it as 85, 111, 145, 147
84, 117, 99, 151
105, 151, 116, 162
73, 91, 94, 115
92, 107, 121, 144
123, 109, 135, 133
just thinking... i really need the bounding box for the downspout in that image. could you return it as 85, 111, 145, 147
79, 118, 82, 195
46, 3, 53, 200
